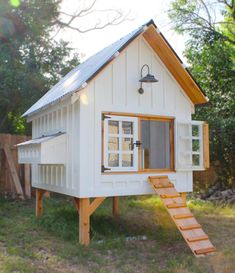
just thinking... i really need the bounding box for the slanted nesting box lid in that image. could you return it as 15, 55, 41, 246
16, 132, 65, 146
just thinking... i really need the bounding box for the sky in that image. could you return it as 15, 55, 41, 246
57, 0, 187, 62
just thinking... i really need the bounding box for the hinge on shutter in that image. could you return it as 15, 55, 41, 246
102, 114, 111, 120
101, 165, 111, 172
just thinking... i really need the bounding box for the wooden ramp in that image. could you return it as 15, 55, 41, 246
148, 176, 216, 257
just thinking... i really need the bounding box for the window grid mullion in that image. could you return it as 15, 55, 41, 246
122, 134, 133, 138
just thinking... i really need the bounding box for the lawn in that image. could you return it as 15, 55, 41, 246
0, 195, 235, 273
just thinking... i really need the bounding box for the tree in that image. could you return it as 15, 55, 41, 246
169, 0, 235, 187
0, 0, 127, 134
53, 0, 129, 37
169, 0, 235, 45
0, 1, 79, 134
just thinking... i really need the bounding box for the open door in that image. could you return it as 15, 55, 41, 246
176, 121, 209, 171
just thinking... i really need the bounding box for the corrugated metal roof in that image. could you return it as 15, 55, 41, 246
17, 132, 65, 146
23, 22, 150, 117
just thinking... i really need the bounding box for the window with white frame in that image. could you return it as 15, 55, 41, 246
103, 115, 207, 173
103, 115, 138, 172
176, 121, 204, 170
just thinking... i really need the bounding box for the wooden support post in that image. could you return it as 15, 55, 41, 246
112, 196, 119, 218
36, 189, 45, 217
74, 197, 106, 245
180, 192, 187, 204
89, 197, 106, 215
79, 198, 90, 246
24, 164, 31, 199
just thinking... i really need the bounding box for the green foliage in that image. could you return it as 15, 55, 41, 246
169, 0, 235, 188
185, 36, 235, 187
169, 0, 235, 45
0, 0, 80, 134
10, 0, 21, 8
7, 112, 26, 134
0, 196, 235, 273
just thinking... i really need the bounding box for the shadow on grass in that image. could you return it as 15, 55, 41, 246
37, 199, 145, 241
35, 196, 182, 244
1, 196, 235, 273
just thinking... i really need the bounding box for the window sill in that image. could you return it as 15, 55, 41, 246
102, 169, 176, 175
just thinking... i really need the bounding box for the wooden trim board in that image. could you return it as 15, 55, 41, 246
143, 25, 207, 105
203, 123, 210, 169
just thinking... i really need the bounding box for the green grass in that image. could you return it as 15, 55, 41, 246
0, 195, 235, 273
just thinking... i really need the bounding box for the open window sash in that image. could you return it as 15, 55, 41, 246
176, 121, 209, 171
103, 115, 138, 172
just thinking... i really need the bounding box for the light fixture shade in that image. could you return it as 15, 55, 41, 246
139, 73, 158, 83
138, 64, 158, 94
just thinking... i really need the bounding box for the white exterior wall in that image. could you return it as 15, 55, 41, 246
29, 36, 195, 197
78, 36, 194, 198
30, 98, 80, 196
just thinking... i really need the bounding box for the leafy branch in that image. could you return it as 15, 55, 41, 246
168, 0, 235, 45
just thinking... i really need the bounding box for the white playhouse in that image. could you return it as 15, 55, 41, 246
17, 20, 216, 256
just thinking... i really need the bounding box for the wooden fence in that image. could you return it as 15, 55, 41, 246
0, 134, 31, 199
193, 166, 218, 192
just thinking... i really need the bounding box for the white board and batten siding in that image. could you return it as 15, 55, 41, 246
78, 36, 194, 198
29, 98, 80, 196
27, 35, 196, 197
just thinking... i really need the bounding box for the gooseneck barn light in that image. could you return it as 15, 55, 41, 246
138, 64, 158, 94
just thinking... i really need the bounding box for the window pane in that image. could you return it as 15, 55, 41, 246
192, 139, 200, 152
108, 137, 119, 151
122, 154, 133, 167
192, 125, 199, 137
192, 154, 200, 166
140, 120, 171, 169
122, 121, 133, 135
108, 154, 119, 167
108, 120, 119, 134
122, 138, 133, 151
